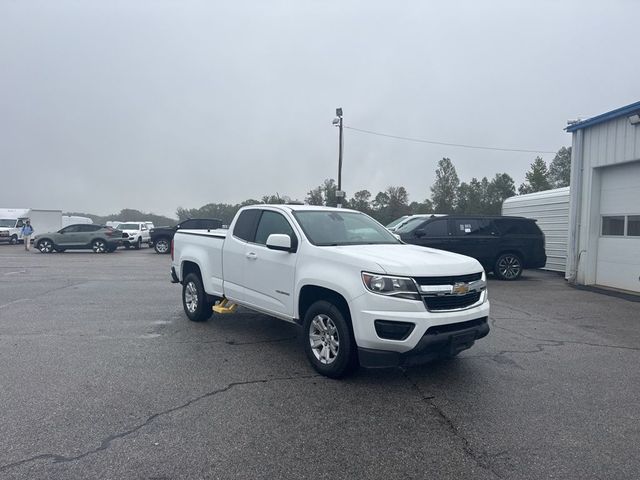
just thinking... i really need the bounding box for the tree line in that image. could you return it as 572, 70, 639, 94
176, 146, 571, 226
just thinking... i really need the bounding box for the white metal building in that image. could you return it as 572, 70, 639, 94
566, 100, 640, 294
502, 187, 570, 273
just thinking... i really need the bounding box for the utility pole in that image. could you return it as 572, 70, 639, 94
333, 107, 345, 208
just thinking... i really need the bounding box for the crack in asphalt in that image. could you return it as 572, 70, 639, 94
0, 374, 320, 474
401, 369, 504, 479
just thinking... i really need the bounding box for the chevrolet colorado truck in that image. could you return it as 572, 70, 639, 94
171, 205, 490, 378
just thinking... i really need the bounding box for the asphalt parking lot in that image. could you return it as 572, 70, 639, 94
1, 246, 639, 479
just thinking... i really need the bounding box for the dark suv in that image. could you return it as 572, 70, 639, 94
150, 218, 223, 254
397, 215, 546, 280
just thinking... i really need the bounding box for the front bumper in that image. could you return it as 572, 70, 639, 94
349, 289, 490, 367
358, 317, 489, 368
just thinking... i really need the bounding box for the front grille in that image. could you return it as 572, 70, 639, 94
423, 291, 482, 311
414, 272, 482, 286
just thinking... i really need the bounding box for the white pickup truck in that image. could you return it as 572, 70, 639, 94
171, 205, 490, 378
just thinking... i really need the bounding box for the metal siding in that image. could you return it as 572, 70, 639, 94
502, 188, 570, 272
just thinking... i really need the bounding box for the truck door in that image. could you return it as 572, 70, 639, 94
242, 210, 298, 319
221, 209, 261, 303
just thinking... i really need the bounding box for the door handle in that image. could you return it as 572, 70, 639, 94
246, 252, 257, 260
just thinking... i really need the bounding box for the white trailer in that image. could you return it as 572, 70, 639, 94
0, 208, 62, 244
502, 187, 570, 273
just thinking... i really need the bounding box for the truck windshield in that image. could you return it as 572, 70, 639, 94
0, 219, 16, 228
293, 211, 400, 246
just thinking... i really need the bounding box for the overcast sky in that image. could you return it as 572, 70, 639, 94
1, 0, 638, 218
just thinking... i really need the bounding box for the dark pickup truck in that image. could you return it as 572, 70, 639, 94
150, 218, 223, 254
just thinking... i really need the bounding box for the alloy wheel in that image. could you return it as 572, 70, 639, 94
184, 281, 199, 313
498, 254, 522, 280
309, 314, 340, 365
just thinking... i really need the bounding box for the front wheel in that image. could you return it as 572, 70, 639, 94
38, 239, 54, 253
494, 253, 523, 280
154, 238, 170, 254
92, 239, 107, 253
134, 238, 142, 250
302, 300, 357, 379
182, 273, 212, 322
9, 235, 18, 245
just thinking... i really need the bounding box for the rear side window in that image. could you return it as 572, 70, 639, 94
254, 211, 295, 245
80, 225, 101, 232
179, 219, 198, 229
421, 219, 448, 236
495, 219, 541, 235
233, 209, 261, 242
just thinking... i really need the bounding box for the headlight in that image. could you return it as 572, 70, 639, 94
361, 272, 420, 300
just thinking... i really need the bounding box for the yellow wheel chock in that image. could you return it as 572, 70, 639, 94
212, 298, 237, 314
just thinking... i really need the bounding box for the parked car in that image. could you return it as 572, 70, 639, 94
116, 222, 151, 249
397, 215, 546, 280
388, 214, 445, 233
385, 215, 409, 231
33, 224, 123, 253
150, 218, 223, 254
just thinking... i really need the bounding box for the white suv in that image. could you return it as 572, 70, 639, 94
116, 222, 151, 249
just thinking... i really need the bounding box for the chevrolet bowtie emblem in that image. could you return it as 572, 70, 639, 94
452, 282, 470, 295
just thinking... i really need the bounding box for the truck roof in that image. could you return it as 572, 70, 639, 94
248, 204, 358, 213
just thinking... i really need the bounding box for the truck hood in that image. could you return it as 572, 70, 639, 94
327, 244, 483, 277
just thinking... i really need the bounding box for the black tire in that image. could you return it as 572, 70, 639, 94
154, 238, 170, 254
302, 300, 357, 379
182, 273, 212, 322
9, 235, 18, 245
124, 244, 131, 250
106, 246, 117, 253
134, 237, 142, 250
37, 239, 54, 253
92, 239, 107, 253
494, 252, 523, 281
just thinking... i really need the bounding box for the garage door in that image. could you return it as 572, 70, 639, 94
596, 160, 640, 293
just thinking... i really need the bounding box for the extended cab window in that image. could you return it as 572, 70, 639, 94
254, 211, 294, 245
233, 209, 261, 242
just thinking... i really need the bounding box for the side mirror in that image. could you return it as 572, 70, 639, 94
266, 234, 293, 252
414, 229, 426, 238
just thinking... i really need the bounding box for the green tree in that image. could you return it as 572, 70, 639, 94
485, 173, 516, 214
386, 186, 411, 223
409, 199, 433, 214
519, 156, 551, 194
549, 146, 572, 188
431, 157, 459, 213
348, 190, 372, 214
456, 178, 486, 214
305, 186, 324, 206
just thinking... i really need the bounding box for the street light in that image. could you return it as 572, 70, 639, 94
332, 107, 345, 207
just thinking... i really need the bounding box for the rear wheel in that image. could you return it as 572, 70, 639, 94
182, 273, 212, 322
92, 239, 107, 253
134, 237, 142, 250
38, 239, 54, 253
494, 253, 523, 280
302, 300, 357, 378
154, 238, 170, 254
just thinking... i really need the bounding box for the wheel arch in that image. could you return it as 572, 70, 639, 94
181, 260, 202, 284
298, 285, 352, 327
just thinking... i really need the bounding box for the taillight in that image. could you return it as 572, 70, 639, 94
105, 227, 113, 237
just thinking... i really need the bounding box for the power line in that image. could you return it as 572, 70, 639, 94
344, 125, 556, 154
